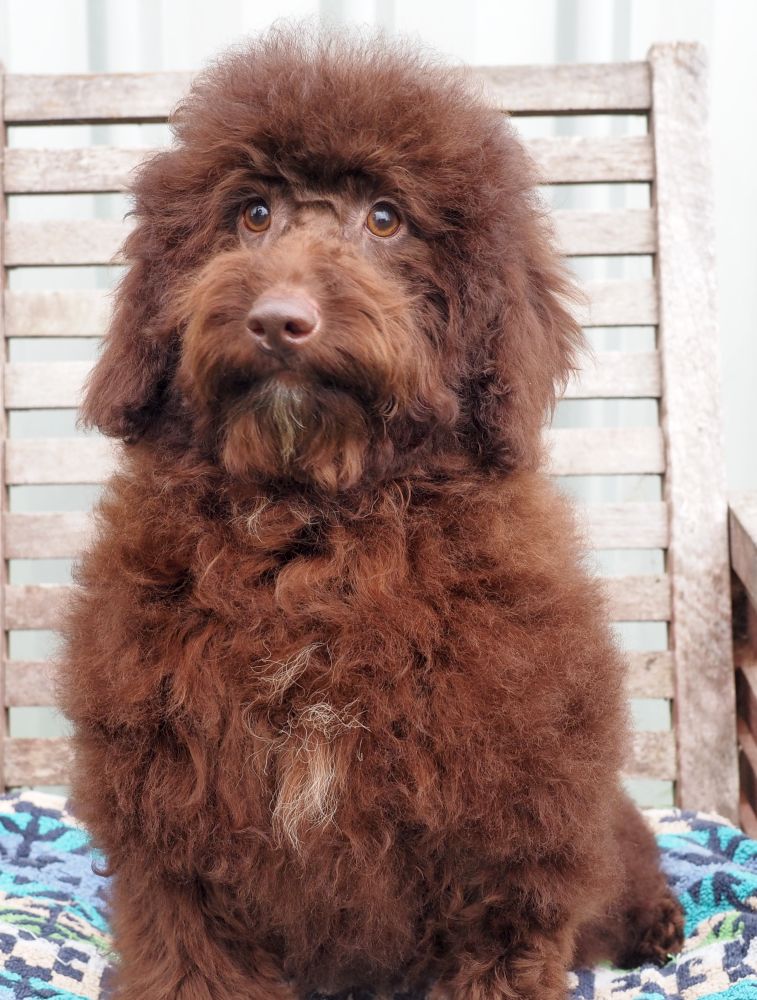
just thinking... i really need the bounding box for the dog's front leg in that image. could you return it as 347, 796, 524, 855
429, 923, 574, 1000
107, 860, 296, 1000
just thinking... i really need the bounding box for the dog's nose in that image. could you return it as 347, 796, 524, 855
246, 293, 320, 352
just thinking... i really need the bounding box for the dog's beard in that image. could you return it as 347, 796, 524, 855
220, 374, 375, 491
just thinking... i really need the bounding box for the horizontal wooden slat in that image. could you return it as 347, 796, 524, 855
5, 361, 90, 408
547, 427, 665, 475
529, 135, 653, 183
4, 220, 128, 266
4, 504, 668, 559
625, 651, 675, 699
628, 730, 676, 780
3, 737, 72, 786
565, 351, 660, 399
554, 209, 656, 256
4, 432, 665, 483
3, 135, 654, 194
603, 575, 671, 621
4, 511, 93, 558
7, 353, 655, 408
5, 660, 55, 706
476, 62, 651, 114
3, 574, 670, 629
2, 504, 669, 564
5, 439, 117, 484
579, 279, 658, 327
5, 282, 658, 339
730, 493, 757, 611
4, 147, 149, 194
0, 726, 673, 788
5, 584, 70, 629
5, 429, 664, 485
4, 290, 111, 337
0, 736, 673, 787
1, 652, 675, 703
5, 64, 650, 125
4, 210, 655, 266
579, 502, 669, 549
4, 282, 658, 341
5, 71, 193, 124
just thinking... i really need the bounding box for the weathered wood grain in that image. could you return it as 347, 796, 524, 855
4, 211, 655, 266
603, 575, 671, 622
553, 209, 656, 256
1, 503, 666, 558
0, 649, 672, 706
2, 574, 670, 630
4, 64, 650, 125
4, 353, 658, 408
625, 652, 675, 699
4, 289, 112, 337
3, 146, 150, 193
3, 136, 653, 193
651, 43, 738, 819
581, 502, 668, 549
740, 792, 757, 839
4, 220, 128, 267
737, 662, 757, 748
475, 61, 651, 114
4, 660, 55, 706
4, 361, 90, 408
527, 136, 653, 184
730, 493, 757, 610
5, 584, 71, 629
3, 511, 93, 557
5, 439, 118, 484
579, 279, 658, 327
628, 730, 676, 780
546, 427, 665, 476
3, 737, 72, 787
4, 71, 193, 124
565, 351, 660, 399
2, 282, 655, 339
0, 66, 9, 788
4, 429, 663, 484
738, 718, 757, 830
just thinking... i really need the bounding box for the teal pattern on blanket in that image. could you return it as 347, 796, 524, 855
569, 811, 757, 1000
0, 795, 756, 999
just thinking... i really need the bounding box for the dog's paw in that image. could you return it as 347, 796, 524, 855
628, 889, 685, 967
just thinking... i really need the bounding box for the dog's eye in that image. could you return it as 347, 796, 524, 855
242, 198, 272, 234
366, 202, 401, 238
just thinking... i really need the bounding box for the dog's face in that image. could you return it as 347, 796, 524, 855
175, 181, 458, 490
82, 30, 582, 491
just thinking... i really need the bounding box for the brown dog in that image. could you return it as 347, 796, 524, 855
57, 28, 684, 1000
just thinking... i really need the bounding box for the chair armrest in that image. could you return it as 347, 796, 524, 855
730, 493, 757, 608
729, 493, 757, 834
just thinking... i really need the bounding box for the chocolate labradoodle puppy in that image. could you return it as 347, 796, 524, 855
57, 28, 684, 1000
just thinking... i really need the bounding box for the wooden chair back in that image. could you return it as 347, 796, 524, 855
0, 44, 738, 818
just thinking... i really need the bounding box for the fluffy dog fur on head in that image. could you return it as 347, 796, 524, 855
59, 25, 683, 1000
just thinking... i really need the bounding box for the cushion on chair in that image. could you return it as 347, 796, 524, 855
0, 794, 754, 999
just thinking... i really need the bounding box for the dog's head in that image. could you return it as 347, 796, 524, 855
82, 29, 582, 491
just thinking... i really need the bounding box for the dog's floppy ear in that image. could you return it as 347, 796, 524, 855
79, 251, 176, 444
465, 231, 584, 472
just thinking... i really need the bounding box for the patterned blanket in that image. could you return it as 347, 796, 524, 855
0, 793, 755, 999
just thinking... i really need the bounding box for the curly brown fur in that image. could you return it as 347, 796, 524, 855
57, 26, 683, 1000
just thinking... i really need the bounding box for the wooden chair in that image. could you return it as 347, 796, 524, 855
1, 42, 754, 830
